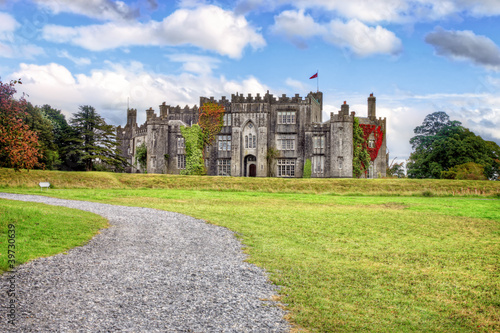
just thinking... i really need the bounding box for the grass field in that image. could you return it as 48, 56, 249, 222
1, 169, 499, 332
0, 199, 108, 273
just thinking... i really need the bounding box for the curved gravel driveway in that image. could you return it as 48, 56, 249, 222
0, 193, 289, 332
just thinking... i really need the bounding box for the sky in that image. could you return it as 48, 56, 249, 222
1, 0, 500, 163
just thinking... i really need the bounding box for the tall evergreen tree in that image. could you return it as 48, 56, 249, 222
24, 103, 58, 169
40, 104, 74, 170
69, 105, 127, 171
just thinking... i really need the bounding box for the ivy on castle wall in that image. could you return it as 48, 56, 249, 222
199, 102, 225, 158
180, 124, 206, 175
303, 159, 312, 178
352, 117, 371, 178
359, 124, 384, 161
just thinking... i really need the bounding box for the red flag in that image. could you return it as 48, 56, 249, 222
309, 72, 318, 79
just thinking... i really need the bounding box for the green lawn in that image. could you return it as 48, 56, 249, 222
0, 199, 108, 273
3, 187, 499, 332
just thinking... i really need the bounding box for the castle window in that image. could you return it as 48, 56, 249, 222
278, 135, 295, 151
277, 159, 295, 177
177, 155, 186, 169
177, 137, 185, 155
218, 135, 231, 151
248, 122, 253, 129
313, 136, 325, 154
368, 139, 375, 148
150, 156, 156, 169
223, 113, 231, 127
338, 157, 343, 170
277, 111, 296, 124
312, 155, 325, 175
245, 134, 256, 149
217, 159, 231, 176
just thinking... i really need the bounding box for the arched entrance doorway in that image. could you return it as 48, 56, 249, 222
244, 155, 257, 177
249, 164, 257, 177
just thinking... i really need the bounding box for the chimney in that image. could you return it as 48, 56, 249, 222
341, 101, 349, 115
368, 93, 376, 119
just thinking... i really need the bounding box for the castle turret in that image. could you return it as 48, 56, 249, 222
146, 107, 155, 121
127, 108, 137, 127
159, 102, 169, 119
368, 93, 376, 120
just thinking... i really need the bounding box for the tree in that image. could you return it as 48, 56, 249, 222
441, 162, 487, 180
352, 117, 371, 178
410, 111, 461, 150
0, 79, 42, 171
24, 103, 58, 169
69, 105, 128, 171
407, 112, 500, 179
40, 104, 73, 170
198, 102, 224, 158
266, 147, 279, 177
387, 158, 405, 178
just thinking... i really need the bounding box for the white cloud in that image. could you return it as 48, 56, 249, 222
0, 12, 18, 37
271, 9, 325, 39
32, 0, 139, 21
325, 19, 402, 56
237, 0, 500, 23
42, 5, 266, 58
425, 28, 500, 71
271, 10, 402, 56
285, 78, 306, 91
10, 61, 268, 125
57, 50, 91, 66
166, 54, 220, 75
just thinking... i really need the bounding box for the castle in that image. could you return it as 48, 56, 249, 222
117, 91, 387, 178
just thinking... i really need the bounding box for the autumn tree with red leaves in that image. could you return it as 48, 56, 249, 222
198, 102, 225, 157
0, 79, 42, 171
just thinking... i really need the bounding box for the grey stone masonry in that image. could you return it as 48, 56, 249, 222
117, 91, 387, 178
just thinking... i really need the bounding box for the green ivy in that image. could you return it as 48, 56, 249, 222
303, 159, 312, 178
180, 124, 206, 175
135, 142, 147, 173
352, 117, 371, 178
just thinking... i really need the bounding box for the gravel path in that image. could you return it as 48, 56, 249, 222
0, 193, 289, 332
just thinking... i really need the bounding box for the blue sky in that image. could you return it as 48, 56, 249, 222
1, 0, 500, 163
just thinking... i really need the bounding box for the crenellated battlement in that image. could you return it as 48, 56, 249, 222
135, 123, 147, 136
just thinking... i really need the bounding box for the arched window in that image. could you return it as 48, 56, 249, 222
243, 121, 257, 149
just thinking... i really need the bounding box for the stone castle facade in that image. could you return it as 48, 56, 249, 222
117, 91, 387, 178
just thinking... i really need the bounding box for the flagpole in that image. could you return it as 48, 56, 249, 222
317, 69, 319, 92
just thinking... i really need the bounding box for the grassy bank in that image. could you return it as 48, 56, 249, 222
0, 199, 108, 273
3, 184, 499, 332
1, 168, 499, 197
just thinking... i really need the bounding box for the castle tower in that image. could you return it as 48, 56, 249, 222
146, 107, 155, 121
159, 102, 169, 119
368, 93, 376, 120
127, 108, 137, 127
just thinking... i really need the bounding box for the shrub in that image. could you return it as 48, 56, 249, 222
303, 159, 312, 178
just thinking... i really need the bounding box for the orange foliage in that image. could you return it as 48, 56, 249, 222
198, 102, 225, 157
0, 79, 42, 171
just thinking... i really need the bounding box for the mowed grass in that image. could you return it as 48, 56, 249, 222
1, 167, 500, 197
3, 185, 499, 332
0, 199, 108, 273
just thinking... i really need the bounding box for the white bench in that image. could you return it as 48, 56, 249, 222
39, 182, 50, 190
